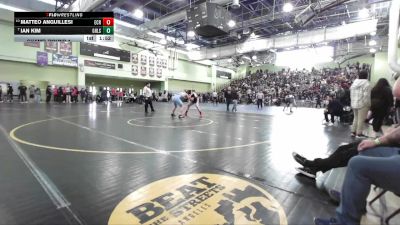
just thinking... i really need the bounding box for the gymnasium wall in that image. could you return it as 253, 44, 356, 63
0, 21, 218, 92
0, 21, 78, 85
0, 60, 77, 85
168, 79, 211, 93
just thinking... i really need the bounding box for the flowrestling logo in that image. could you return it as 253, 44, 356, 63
108, 174, 287, 225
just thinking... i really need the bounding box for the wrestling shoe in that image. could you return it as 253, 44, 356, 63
184, 111, 188, 117
178, 115, 185, 119
171, 113, 176, 117
295, 167, 317, 178
292, 152, 307, 166
314, 217, 341, 225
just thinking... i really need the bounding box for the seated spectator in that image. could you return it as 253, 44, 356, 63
324, 95, 344, 125
314, 76, 400, 225
293, 141, 361, 178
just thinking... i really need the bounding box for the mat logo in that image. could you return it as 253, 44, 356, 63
108, 174, 287, 225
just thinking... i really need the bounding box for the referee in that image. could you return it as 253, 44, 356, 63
143, 83, 155, 113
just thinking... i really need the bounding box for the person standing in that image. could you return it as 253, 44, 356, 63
313, 72, 400, 225
29, 85, 35, 103
224, 87, 233, 112
46, 86, 52, 103
212, 90, 218, 105
369, 78, 393, 137
7, 83, 13, 102
65, 83, 71, 103
350, 70, 371, 138
143, 83, 155, 113
34, 87, 41, 103
315, 94, 322, 108
256, 90, 264, 109
232, 88, 239, 112
18, 84, 27, 103
80, 88, 86, 103
53, 86, 58, 102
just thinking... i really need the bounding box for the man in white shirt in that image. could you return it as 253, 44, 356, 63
143, 83, 155, 113
256, 90, 264, 109
212, 91, 218, 105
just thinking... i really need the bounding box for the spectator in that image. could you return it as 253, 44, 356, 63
256, 90, 264, 109
29, 85, 35, 102
314, 73, 400, 225
212, 91, 218, 105
46, 86, 52, 103
7, 83, 13, 102
34, 87, 41, 103
18, 84, 27, 103
224, 87, 233, 111
65, 84, 71, 103
369, 78, 393, 137
232, 88, 239, 112
350, 70, 371, 138
53, 86, 58, 102
324, 95, 344, 125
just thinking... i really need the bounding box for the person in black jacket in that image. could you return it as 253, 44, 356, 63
45, 86, 52, 103
324, 95, 344, 124
7, 84, 13, 102
224, 87, 233, 112
370, 78, 393, 134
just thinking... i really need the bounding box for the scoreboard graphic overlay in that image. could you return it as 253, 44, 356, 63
14, 12, 114, 42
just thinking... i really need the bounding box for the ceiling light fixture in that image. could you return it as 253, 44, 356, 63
358, 8, 369, 19
133, 9, 144, 19
227, 20, 236, 28
252, 55, 257, 60
283, 2, 294, 13
187, 30, 196, 37
370, 31, 376, 36
369, 48, 377, 53
369, 40, 377, 46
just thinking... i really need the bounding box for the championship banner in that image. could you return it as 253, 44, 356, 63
132, 65, 138, 76
52, 53, 78, 67
44, 41, 58, 53
59, 42, 72, 55
162, 59, 167, 68
149, 56, 155, 66
149, 67, 154, 77
156, 68, 162, 78
140, 66, 147, 76
140, 55, 147, 65
132, 53, 138, 64
36, 51, 48, 66
156, 58, 162, 68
